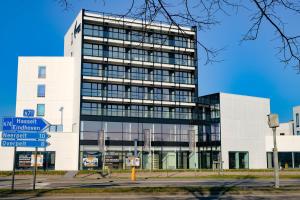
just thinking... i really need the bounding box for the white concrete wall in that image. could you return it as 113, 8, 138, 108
16, 132, 78, 170
277, 122, 294, 136
0, 131, 79, 171
0, 132, 14, 170
0, 11, 84, 171
64, 10, 83, 134
16, 57, 75, 132
266, 135, 300, 152
220, 93, 271, 169
0, 57, 80, 171
293, 106, 300, 135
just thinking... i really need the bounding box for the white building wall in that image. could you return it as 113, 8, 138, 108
16, 57, 75, 131
293, 106, 300, 135
0, 57, 80, 171
266, 136, 300, 152
0, 11, 83, 171
64, 10, 83, 135
13, 132, 79, 171
0, 133, 14, 170
220, 93, 271, 169
276, 122, 294, 136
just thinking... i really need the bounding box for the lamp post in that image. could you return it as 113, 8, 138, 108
268, 114, 280, 188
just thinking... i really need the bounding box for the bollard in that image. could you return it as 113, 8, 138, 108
131, 166, 136, 181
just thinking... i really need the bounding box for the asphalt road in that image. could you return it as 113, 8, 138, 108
1, 177, 300, 190
2, 177, 300, 199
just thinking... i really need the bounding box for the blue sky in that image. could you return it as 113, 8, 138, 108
0, 0, 299, 122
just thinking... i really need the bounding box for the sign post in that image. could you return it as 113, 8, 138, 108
11, 146, 16, 191
131, 139, 138, 181
1, 116, 50, 191
33, 147, 38, 190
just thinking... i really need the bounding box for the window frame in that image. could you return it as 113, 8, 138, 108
38, 66, 46, 78
37, 104, 45, 116
37, 84, 46, 98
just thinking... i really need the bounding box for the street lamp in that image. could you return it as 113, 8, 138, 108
268, 113, 280, 188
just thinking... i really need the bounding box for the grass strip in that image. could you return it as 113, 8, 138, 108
77, 168, 300, 174
77, 173, 300, 180
2, 169, 300, 176
1, 171, 300, 180
138, 175, 300, 179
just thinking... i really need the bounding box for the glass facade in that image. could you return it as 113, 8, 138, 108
83, 43, 194, 66
81, 103, 192, 120
195, 94, 221, 169
79, 121, 197, 170
267, 152, 300, 169
80, 11, 199, 170
81, 83, 193, 102
82, 63, 195, 84
83, 24, 195, 48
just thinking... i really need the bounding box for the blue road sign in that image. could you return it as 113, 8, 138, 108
23, 109, 35, 117
2, 117, 49, 132
1, 132, 50, 140
1, 140, 50, 148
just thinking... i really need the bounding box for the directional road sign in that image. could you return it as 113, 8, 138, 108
1, 132, 50, 140
2, 117, 49, 132
1, 140, 50, 148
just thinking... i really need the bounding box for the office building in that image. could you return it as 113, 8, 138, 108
0, 10, 300, 171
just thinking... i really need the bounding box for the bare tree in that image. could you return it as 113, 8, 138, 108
58, 0, 300, 73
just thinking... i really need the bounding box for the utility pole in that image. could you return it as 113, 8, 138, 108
268, 114, 280, 188
98, 130, 105, 172
189, 130, 196, 175
143, 129, 151, 171
272, 127, 280, 188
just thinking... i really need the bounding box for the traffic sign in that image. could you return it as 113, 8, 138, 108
2, 117, 49, 132
23, 109, 35, 117
1, 116, 51, 192
1, 140, 50, 148
1, 132, 50, 140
